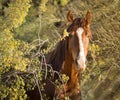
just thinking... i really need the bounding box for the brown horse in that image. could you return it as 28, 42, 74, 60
45, 10, 92, 99
27, 10, 92, 100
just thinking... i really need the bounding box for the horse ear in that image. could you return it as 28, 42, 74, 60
67, 10, 74, 23
85, 10, 92, 26
85, 11, 92, 39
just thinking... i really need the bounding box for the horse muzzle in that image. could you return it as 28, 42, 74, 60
75, 57, 86, 71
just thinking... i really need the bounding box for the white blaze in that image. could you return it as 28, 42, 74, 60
76, 27, 86, 70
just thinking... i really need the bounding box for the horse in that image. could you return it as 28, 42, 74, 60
27, 10, 92, 100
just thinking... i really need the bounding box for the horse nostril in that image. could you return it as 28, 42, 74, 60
76, 56, 80, 60
75, 59, 78, 65
75, 56, 80, 66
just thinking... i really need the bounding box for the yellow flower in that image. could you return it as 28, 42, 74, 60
61, 29, 69, 40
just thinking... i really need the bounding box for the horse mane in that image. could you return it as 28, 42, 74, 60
46, 37, 69, 72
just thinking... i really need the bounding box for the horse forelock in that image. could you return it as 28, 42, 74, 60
67, 18, 82, 32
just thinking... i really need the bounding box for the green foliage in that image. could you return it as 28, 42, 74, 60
0, 0, 32, 99
4, 0, 31, 29
60, 0, 70, 6
14, 0, 61, 42
40, 0, 48, 12
55, 74, 69, 89
0, 30, 30, 72
0, 30, 30, 99
55, 74, 70, 100
0, 75, 27, 100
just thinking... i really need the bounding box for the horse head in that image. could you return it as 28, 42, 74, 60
67, 10, 92, 71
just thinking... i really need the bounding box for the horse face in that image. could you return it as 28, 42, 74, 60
67, 11, 92, 71
68, 27, 89, 71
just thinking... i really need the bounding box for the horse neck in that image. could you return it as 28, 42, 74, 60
61, 48, 80, 82
46, 37, 69, 72
61, 48, 74, 77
